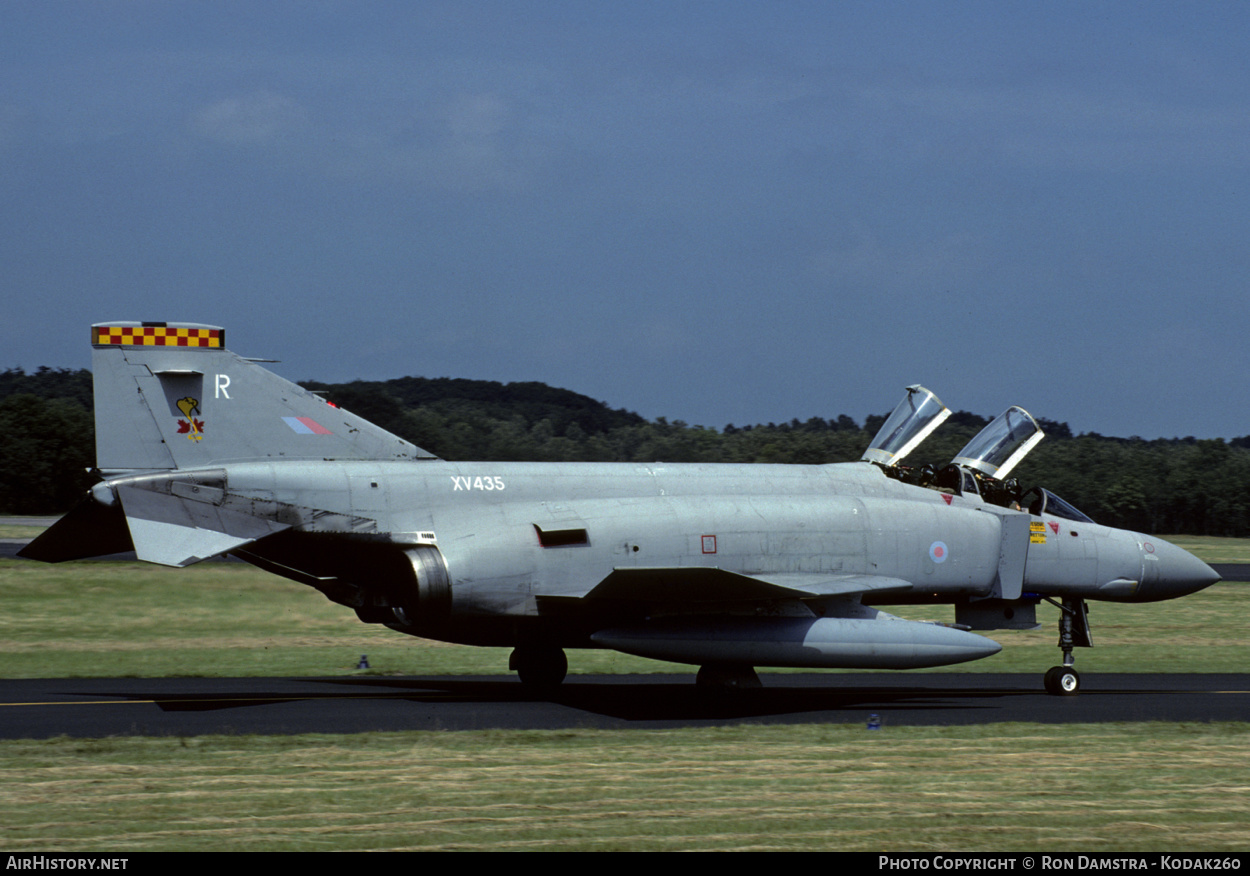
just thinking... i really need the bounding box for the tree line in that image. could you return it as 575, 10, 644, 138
2, 366, 1248, 536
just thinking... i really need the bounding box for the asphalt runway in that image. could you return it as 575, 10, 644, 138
2, 673, 1248, 739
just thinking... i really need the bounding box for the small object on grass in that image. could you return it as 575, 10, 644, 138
356, 655, 370, 670
867, 714, 881, 731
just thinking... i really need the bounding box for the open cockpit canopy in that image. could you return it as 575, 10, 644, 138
951, 406, 1045, 480
861, 385, 951, 467
864, 387, 1090, 519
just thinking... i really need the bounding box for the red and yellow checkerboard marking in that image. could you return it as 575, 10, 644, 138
92, 326, 223, 348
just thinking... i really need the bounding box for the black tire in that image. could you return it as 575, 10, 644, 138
1044, 665, 1080, 696
695, 664, 761, 690
512, 646, 568, 688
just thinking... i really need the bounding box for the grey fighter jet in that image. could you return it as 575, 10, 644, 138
21, 323, 1221, 695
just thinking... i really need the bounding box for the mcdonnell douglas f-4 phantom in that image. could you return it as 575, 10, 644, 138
21, 322, 1221, 695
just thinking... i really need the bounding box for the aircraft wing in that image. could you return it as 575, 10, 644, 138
574, 567, 915, 604
18, 498, 135, 563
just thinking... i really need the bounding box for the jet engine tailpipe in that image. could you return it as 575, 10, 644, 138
388, 545, 452, 630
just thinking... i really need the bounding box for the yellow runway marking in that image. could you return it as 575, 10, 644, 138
1, 693, 470, 707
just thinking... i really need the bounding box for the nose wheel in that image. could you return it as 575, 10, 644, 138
1043, 597, 1091, 696
1044, 664, 1080, 695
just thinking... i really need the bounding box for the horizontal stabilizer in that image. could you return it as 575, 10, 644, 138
583, 567, 914, 603
17, 498, 134, 563
117, 484, 289, 567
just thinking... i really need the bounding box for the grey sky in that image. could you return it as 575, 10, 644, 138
4, 1, 1248, 438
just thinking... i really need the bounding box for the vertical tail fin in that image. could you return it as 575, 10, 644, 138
91, 321, 437, 473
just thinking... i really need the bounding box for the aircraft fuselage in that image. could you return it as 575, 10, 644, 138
99, 456, 1213, 647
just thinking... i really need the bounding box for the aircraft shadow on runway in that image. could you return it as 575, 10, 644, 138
85, 676, 1027, 721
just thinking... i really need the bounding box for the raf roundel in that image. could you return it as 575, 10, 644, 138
929, 541, 949, 564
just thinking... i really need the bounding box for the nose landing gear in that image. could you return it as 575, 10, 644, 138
1043, 597, 1091, 696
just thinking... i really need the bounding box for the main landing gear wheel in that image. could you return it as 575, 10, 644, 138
1044, 665, 1080, 696
695, 664, 762, 690
510, 646, 568, 689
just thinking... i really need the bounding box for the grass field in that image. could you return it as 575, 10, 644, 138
2, 530, 1248, 851
3, 723, 1249, 851
1164, 534, 1250, 564
0, 525, 45, 540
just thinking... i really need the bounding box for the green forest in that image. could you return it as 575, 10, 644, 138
3, 366, 1248, 536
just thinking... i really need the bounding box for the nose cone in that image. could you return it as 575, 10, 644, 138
1140, 537, 1221, 601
